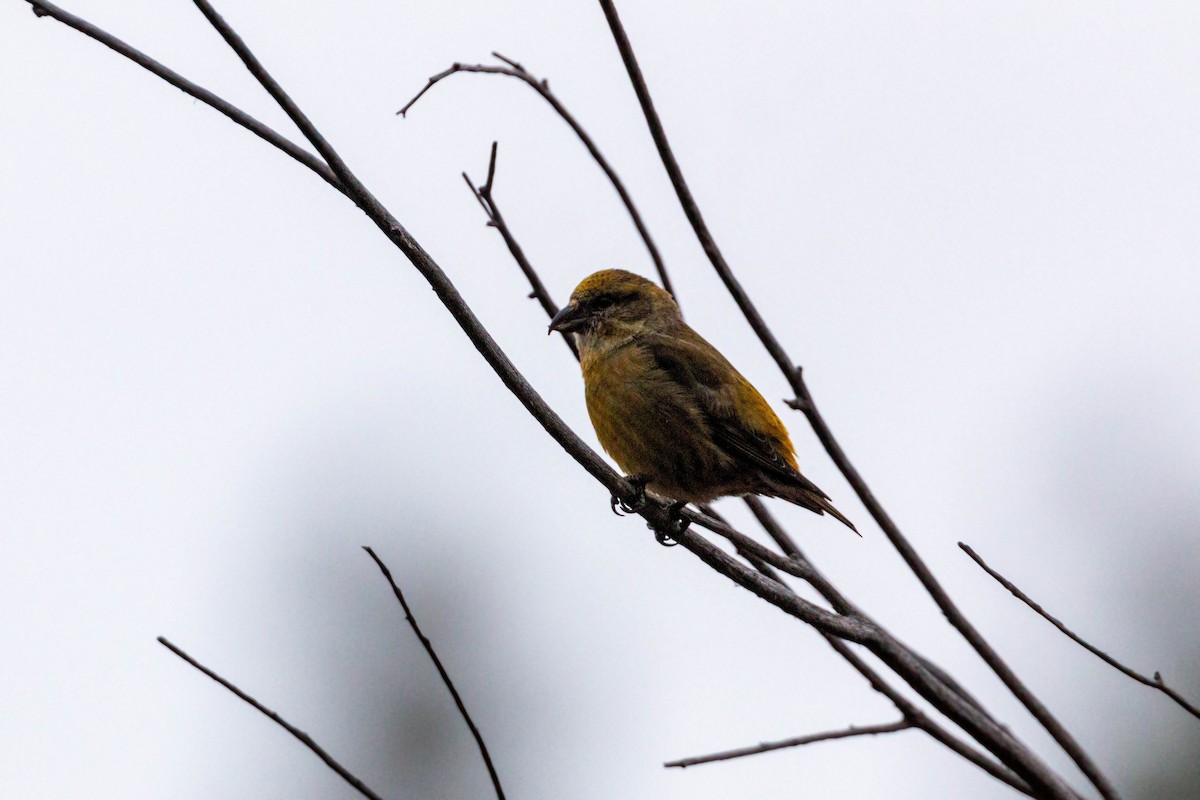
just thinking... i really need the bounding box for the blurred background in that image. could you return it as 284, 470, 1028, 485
2, 1, 1198, 797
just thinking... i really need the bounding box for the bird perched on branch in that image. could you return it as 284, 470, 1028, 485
549, 269, 856, 537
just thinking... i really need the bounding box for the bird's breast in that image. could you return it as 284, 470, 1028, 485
580, 342, 728, 501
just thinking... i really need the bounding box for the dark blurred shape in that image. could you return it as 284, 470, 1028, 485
1045, 374, 1200, 800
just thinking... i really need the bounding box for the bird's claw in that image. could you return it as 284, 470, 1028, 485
652, 501, 690, 546
606, 478, 687, 547
611, 476, 648, 516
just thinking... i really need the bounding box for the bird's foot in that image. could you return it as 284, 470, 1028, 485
653, 501, 690, 546
611, 475, 648, 516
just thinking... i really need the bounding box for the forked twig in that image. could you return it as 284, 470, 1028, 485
363, 547, 506, 800
665, 719, 912, 768
156, 637, 385, 800
23, 0, 342, 192
697, 503, 784, 583
960, 543, 1200, 721
399, 53, 676, 302
463, 142, 578, 358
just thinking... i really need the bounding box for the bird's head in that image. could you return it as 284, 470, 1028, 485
548, 269, 680, 340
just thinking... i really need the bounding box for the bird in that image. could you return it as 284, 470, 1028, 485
548, 268, 856, 536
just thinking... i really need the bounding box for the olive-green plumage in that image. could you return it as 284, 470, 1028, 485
549, 269, 855, 532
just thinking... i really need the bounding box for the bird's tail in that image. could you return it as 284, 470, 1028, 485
811, 494, 859, 535
773, 482, 859, 535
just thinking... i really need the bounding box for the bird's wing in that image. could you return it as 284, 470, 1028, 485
638, 331, 830, 499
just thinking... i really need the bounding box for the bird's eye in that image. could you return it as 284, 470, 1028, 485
592, 295, 616, 310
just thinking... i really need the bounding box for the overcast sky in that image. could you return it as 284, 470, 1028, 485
2, 2, 1198, 798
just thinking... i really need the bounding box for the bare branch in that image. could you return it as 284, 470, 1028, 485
463, 143, 578, 358
363, 548, 507, 800
23, 0, 343, 193
398, 54, 676, 301
742, 495, 808, 560
490, 52, 524, 71
827, 639, 1033, 795
156, 637, 385, 800
742, 498, 994, 718
961, 543, 1200, 721
190, 0, 356, 186
731, 509, 1034, 793
721, 504, 1030, 791
685, 504, 1039, 800
730, 500, 1031, 790
688, 507, 1040, 792
665, 719, 912, 769
595, 2, 1114, 797
697, 503, 784, 583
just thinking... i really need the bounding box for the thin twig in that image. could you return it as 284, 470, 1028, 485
666, 719, 912, 768
363, 547, 506, 800
22, 0, 343, 193
723, 516, 1032, 794
748, 523, 1031, 795
828, 638, 1033, 795
961, 543, 1200, 721
595, 3, 1112, 798
742, 498, 993, 719
697, 503, 784, 583
156, 637, 385, 800
730, 503, 1033, 791
398, 54, 676, 301
709, 504, 1021, 788
660, 550, 1030, 795
464, 143, 578, 357
732, 512, 1034, 794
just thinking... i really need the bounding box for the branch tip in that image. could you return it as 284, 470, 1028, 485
491, 52, 523, 71
664, 720, 912, 769
484, 140, 498, 194
391, 51, 675, 296
364, 548, 507, 799
156, 635, 385, 800
962, 541, 1200, 721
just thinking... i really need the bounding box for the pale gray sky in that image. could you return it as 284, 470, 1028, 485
2, 2, 1198, 798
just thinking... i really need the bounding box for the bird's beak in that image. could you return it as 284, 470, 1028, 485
548, 303, 588, 335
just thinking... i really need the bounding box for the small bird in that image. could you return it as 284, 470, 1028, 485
549, 269, 856, 534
